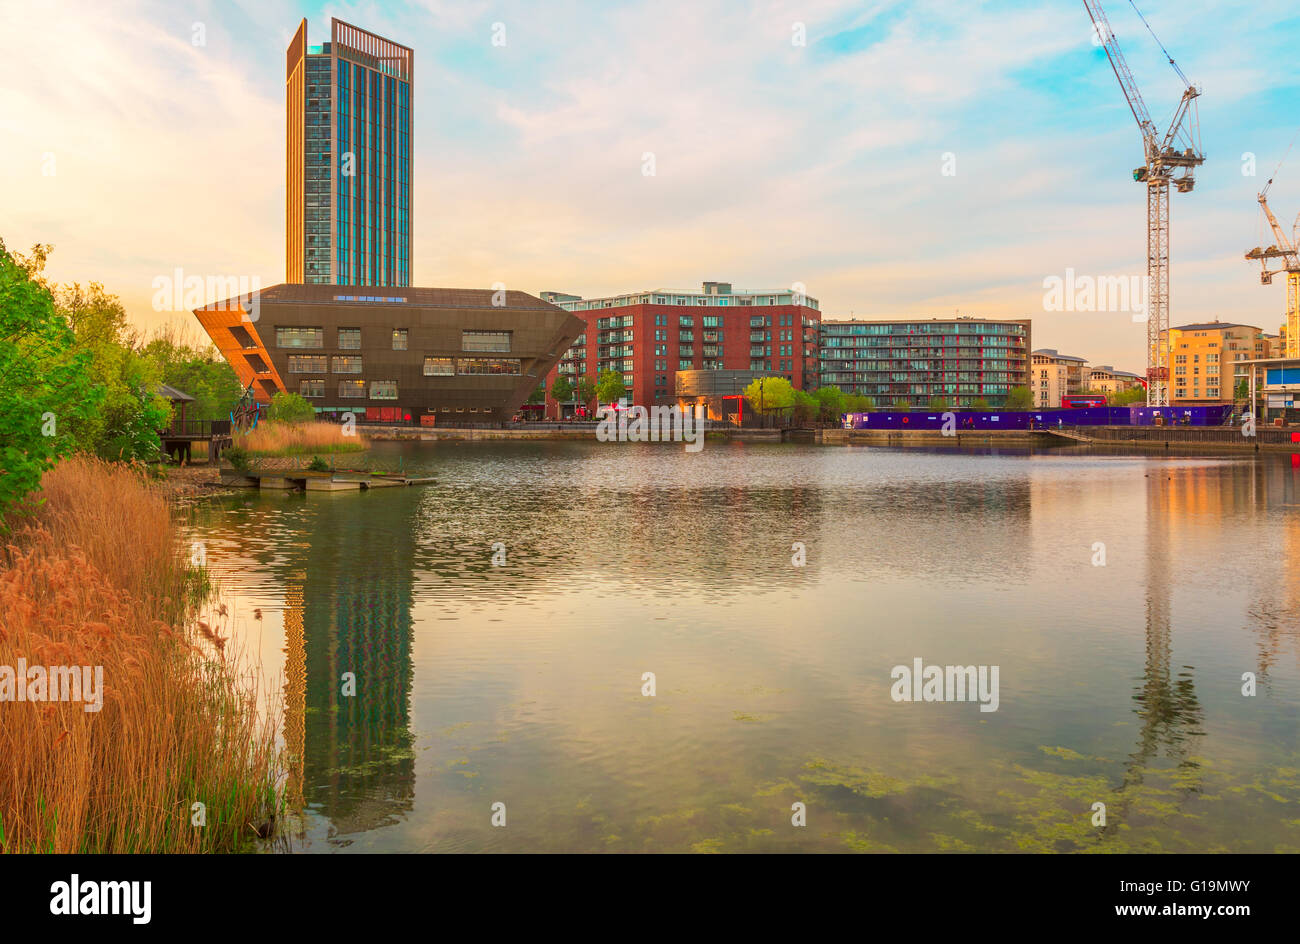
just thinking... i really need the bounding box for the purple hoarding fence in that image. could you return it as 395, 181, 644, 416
842, 405, 1232, 431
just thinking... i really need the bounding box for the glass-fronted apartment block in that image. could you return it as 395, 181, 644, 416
287, 18, 412, 287
819, 318, 1031, 408
538, 282, 821, 416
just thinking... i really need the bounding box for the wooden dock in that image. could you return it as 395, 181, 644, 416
219, 469, 435, 492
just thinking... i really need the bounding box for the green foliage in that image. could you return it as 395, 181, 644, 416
596, 369, 627, 404
526, 383, 546, 404
223, 446, 250, 473
928, 396, 948, 411
1004, 386, 1035, 410
307, 455, 330, 472
970, 397, 990, 411
56, 281, 169, 460
844, 394, 874, 413
577, 375, 597, 404
814, 385, 846, 422
140, 329, 242, 421
1112, 385, 1146, 406
266, 391, 316, 424
894, 397, 912, 411
792, 390, 818, 424
549, 375, 574, 403
742, 376, 795, 414
0, 240, 103, 523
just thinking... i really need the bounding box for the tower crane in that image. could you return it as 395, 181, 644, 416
1082, 1, 1205, 407
1245, 178, 1300, 359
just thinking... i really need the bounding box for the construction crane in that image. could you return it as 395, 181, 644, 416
1083, 1, 1205, 406
1245, 178, 1300, 359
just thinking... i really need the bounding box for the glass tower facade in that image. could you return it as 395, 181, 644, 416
287, 19, 412, 287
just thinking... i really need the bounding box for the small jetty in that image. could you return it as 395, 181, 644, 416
219, 467, 435, 492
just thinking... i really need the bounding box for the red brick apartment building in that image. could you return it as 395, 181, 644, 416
538, 281, 822, 418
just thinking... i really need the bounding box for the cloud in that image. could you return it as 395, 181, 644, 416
0, 0, 1296, 366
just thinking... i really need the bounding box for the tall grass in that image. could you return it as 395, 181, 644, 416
0, 457, 280, 853
235, 420, 366, 456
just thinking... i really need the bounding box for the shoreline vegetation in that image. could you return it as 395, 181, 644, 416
0, 457, 281, 853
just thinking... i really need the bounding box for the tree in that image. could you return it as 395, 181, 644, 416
814, 385, 846, 423
267, 391, 316, 424
0, 239, 103, 523
526, 383, 546, 404
844, 394, 874, 413
1004, 386, 1034, 410
970, 397, 991, 412
141, 327, 242, 421
596, 369, 626, 404
792, 390, 818, 424
1234, 379, 1249, 401
577, 375, 597, 405
550, 375, 574, 403
894, 396, 912, 411
928, 396, 948, 411
1112, 385, 1146, 406
56, 281, 170, 460
742, 376, 795, 417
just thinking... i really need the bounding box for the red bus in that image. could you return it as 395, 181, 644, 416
1061, 395, 1107, 409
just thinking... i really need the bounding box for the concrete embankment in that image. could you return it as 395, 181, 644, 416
824, 426, 1300, 453
363, 426, 786, 443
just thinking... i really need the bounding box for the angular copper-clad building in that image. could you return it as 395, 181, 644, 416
193, 285, 584, 423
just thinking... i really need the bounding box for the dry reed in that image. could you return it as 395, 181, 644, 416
0, 457, 280, 853
235, 421, 366, 456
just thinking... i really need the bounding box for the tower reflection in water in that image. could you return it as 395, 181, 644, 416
276, 494, 416, 840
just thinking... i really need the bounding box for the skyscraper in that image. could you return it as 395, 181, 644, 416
286, 18, 412, 287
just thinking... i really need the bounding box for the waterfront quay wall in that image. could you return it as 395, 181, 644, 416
824, 426, 1300, 453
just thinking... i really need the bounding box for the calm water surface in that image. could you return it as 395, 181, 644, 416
187, 442, 1300, 852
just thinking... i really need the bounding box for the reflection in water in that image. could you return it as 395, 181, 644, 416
1112, 477, 1204, 830
188, 443, 1300, 852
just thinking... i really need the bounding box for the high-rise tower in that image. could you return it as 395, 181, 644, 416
286, 18, 412, 286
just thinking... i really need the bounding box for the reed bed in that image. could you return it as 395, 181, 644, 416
0, 457, 280, 853
235, 420, 367, 456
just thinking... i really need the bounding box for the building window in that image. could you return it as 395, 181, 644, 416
338, 328, 361, 349
703, 315, 722, 328
338, 380, 366, 398
392, 329, 408, 350
276, 326, 324, 348
457, 357, 521, 375
423, 356, 455, 376
462, 330, 511, 353
299, 379, 325, 398
332, 355, 363, 373
679, 316, 694, 327
370, 380, 398, 400
288, 354, 327, 373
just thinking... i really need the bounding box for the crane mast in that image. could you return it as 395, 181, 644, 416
1245, 192, 1300, 358
1083, 1, 1205, 407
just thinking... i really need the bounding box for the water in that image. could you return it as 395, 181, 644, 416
187, 441, 1300, 852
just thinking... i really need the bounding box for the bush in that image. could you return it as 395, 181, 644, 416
222, 446, 250, 473
266, 392, 316, 424
307, 455, 329, 472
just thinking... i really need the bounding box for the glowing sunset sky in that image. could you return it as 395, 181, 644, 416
2, 0, 1298, 368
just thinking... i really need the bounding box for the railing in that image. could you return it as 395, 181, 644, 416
160, 419, 232, 438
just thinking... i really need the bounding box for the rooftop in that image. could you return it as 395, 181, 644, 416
1169, 322, 1260, 332
194, 283, 561, 312
1033, 348, 1087, 362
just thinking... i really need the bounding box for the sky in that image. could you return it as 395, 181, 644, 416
2, 0, 1299, 370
